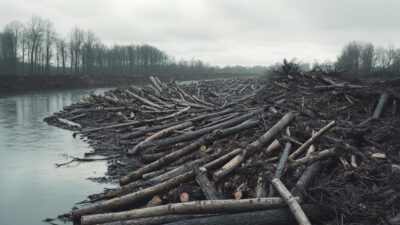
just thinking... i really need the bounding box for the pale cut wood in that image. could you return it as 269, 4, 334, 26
271, 178, 311, 225
80, 197, 296, 225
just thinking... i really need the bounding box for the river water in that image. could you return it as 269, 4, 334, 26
0, 88, 115, 225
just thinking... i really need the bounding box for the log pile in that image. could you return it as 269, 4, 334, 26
45, 64, 400, 225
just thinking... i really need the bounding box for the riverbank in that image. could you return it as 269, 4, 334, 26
0, 75, 147, 96
0, 73, 260, 96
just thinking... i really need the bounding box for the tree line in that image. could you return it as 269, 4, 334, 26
0, 16, 265, 77
335, 41, 400, 77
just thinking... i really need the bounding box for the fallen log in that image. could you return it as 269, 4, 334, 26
100, 214, 215, 225
163, 204, 331, 225
120, 119, 260, 184
129, 110, 261, 154
271, 178, 311, 225
288, 121, 336, 160
72, 172, 193, 221
213, 112, 295, 181
80, 197, 296, 225
268, 142, 292, 197
291, 148, 336, 168
192, 164, 221, 200
128, 121, 193, 155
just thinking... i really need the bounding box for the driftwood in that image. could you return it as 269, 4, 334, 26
268, 142, 292, 197
289, 121, 336, 160
128, 110, 261, 154
164, 204, 330, 225
101, 214, 214, 225
213, 112, 295, 181
192, 164, 221, 200
120, 119, 260, 184
271, 178, 311, 225
128, 121, 193, 155
80, 197, 295, 225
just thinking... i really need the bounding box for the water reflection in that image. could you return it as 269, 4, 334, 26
0, 88, 114, 225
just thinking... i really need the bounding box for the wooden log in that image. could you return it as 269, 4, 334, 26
164, 204, 331, 225
126, 90, 164, 110
233, 183, 248, 200
291, 161, 322, 196
101, 214, 214, 225
180, 192, 190, 202
146, 195, 162, 207
120, 119, 260, 184
141, 152, 167, 163
83, 107, 190, 133
149, 76, 163, 93
119, 109, 233, 140
271, 178, 311, 225
80, 197, 296, 225
192, 164, 221, 200
213, 112, 295, 181
291, 148, 336, 168
289, 121, 336, 160
358, 93, 389, 126
372, 93, 389, 119
72, 172, 194, 221
265, 139, 281, 155
132, 110, 261, 153
104, 152, 227, 201
268, 142, 292, 197
128, 121, 193, 155
314, 83, 364, 90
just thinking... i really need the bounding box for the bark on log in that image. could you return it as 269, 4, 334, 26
289, 121, 336, 160
291, 148, 336, 168
163, 204, 331, 225
149, 76, 163, 93
372, 93, 389, 120
192, 164, 221, 200
72, 172, 193, 221
120, 109, 233, 140
126, 90, 164, 110
120, 119, 260, 184
131, 110, 260, 153
271, 178, 311, 225
213, 112, 295, 181
268, 142, 292, 197
80, 197, 296, 225
100, 214, 214, 225
128, 121, 193, 155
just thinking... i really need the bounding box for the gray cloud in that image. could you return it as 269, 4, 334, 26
1, 0, 399, 66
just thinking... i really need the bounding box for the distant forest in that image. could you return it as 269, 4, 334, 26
0, 16, 266, 77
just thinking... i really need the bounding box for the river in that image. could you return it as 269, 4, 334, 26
0, 88, 116, 225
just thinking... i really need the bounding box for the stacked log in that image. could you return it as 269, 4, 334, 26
45, 67, 400, 225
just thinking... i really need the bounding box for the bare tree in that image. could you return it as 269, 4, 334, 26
44, 20, 56, 75
27, 16, 45, 75
360, 43, 375, 74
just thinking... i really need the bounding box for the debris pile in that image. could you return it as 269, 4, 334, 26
46, 63, 400, 225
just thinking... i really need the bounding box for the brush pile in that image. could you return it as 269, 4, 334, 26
45, 61, 400, 225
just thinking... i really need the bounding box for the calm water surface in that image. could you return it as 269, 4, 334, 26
0, 88, 115, 225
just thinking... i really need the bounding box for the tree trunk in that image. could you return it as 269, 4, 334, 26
81, 197, 294, 225
163, 204, 330, 225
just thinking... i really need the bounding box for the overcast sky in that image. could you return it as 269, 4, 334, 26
0, 0, 399, 66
